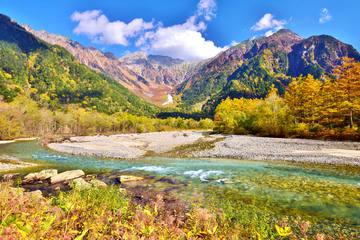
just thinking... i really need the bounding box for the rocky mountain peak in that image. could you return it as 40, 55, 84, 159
251, 29, 303, 53
272, 29, 302, 39
120, 51, 190, 86
121, 51, 149, 62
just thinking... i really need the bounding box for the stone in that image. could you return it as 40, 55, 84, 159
25, 190, 43, 199
2, 173, 20, 181
119, 175, 144, 183
90, 179, 107, 188
50, 170, 85, 184
71, 178, 91, 190
23, 169, 58, 183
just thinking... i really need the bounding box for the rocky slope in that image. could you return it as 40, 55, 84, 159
119, 51, 195, 105
24, 26, 187, 105
177, 29, 360, 113
120, 52, 188, 86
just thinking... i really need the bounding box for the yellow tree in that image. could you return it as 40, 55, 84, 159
333, 58, 360, 128
318, 79, 341, 127
285, 75, 322, 124
254, 86, 292, 136
214, 98, 260, 134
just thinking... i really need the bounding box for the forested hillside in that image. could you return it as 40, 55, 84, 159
178, 30, 360, 114
0, 13, 216, 140
214, 58, 360, 139
0, 14, 157, 116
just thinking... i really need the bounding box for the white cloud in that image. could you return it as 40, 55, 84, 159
136, 0, 226, 61
197, 0, 217, 21
138, 23, 226, 61
251, 13, 287, 36
319, 8, 332, 24
71, 10, 154, 46
71, 1, 227, 61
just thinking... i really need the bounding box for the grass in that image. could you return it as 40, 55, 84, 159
1, 181, 359, 239
159, 136, 225, 158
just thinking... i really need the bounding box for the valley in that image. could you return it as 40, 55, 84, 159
0, 2, 360, 239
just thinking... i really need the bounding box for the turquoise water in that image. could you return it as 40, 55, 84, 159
1, 141, 360, 226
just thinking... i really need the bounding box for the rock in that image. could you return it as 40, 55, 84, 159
25, 190, 43, 199
50, 170, 85, 184
90, 179, 107, 188
23, 169, 58, 183
118, 175, 144, 183
158, 177, 178, 185
2, 173, 20, 181
71, 178, 91, 190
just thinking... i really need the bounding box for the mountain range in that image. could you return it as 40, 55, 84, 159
0, 13, 157, 115
25, 26, 191, 105
2, 13, 360, 115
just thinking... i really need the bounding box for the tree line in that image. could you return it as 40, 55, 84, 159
214, 58, 360, 140
0, 95, 213, 140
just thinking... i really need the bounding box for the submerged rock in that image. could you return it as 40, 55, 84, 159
71, 178, 91, 190
157, 177, 178, 185
23, 169, 58, 183
50, 170, 85, 184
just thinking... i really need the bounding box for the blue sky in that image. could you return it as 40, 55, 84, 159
1, 0, 359, 60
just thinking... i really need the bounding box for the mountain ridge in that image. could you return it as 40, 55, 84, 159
177, 29, 360, 113
24, 26, 192, 105
12, 17, 360, 114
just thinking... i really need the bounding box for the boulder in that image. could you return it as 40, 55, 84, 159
90, 179, 107, 188
25, 190, 43, 199
71, 178, 91, 190
23, 169, 58, 183
50, 170, 85, 184
119, 175, 144, 183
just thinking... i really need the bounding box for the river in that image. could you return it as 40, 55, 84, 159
0, 140, 359, 234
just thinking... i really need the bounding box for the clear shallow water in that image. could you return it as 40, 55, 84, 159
1, 141, 360, 225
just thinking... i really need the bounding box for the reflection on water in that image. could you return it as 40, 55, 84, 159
1, 141, 360, 225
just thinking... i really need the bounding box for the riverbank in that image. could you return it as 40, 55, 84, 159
0, 138, 39, 172
48, 131, 219, 159
48, 131, 360, 165
0, 137, 38, 145
196, 135, 360, 165
0, 159, 36, 171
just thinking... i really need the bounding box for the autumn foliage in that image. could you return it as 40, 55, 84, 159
215, 58, 360, 139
